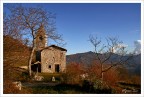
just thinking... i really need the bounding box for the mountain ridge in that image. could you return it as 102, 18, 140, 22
66, 51, 141, 75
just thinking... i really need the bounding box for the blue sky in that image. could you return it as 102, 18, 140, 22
4, 3, 141, 55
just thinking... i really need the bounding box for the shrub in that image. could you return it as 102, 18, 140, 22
82, 80, 94, 93
82, 79, 113, 94
62, 62, 85, 85
103, 67, 119, 86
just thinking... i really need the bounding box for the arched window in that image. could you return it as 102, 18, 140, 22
48, 65, 51, 69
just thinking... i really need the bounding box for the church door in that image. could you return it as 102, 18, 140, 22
55, 64, 60, 73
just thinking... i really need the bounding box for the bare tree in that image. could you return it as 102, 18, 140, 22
4, 5, 62, 76
89, 35, 133, 81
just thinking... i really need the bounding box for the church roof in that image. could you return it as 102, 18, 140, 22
49, 45, 67, 51
42, 45, 67, 51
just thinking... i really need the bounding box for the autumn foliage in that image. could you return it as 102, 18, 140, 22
3, 80, 21, 94
103, 67, 119, 86
3, 35, 30, 93
62, 62, 85, 85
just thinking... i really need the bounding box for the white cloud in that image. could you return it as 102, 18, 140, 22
110, 43, 128, 53
134, 40, 141, 54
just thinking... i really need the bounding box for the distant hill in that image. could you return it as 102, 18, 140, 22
66, 51, 96, 66
66, 51, 141, 75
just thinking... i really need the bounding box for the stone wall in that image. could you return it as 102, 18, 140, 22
34, 25, 47, 51
41, 47, 66, 73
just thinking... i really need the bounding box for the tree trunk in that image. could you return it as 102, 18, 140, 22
28, 47, 35, 77
100, 64, 104, 81
101, 72, 104, 81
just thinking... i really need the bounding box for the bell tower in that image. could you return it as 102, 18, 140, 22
35, 25, 47, 51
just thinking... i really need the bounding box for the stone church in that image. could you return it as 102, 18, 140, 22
31, 25, 67, 73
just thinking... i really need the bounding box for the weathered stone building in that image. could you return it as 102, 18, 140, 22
32, 25, 67, 73
40, 45, 66, 73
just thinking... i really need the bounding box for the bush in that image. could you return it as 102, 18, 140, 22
62, 63, 85, 85
82, 79, 113, 94
82, 80, 94, 93
19, 72, 31, 82
94, 79, 117, 93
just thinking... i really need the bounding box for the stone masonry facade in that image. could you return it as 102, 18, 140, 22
32, 25, 67, 73
41, 45, 66, 73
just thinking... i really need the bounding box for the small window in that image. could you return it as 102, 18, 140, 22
48, 65, 51, 69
